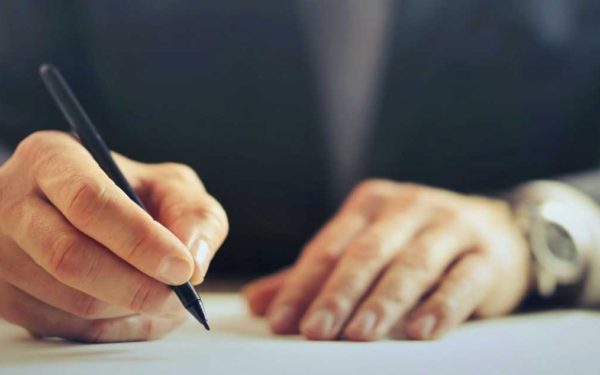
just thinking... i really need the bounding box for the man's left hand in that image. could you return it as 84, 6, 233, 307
244, 180, 531, 341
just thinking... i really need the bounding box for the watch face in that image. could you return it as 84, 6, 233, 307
530, 200, 585, 284
544, 221, 577, 262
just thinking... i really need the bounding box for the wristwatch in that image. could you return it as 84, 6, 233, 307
510, 181, 596, 300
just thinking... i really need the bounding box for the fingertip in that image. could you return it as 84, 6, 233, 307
241, 286, 264, 316
268, 305, 299, 334
242, 271, 289, 317
342, 311, 380, 341
189, 238, 211, 279
405, 313, 438, 340
299, 309, 338, 340
190, 271, 205, 286
157, 255, 194, 285
342, 327, 380, 342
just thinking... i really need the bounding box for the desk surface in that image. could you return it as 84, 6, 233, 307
2, 293, 600, 375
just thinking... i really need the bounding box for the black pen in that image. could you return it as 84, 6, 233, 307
39, 63, 210, 330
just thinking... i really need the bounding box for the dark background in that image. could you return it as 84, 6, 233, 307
0, 1, 599, 277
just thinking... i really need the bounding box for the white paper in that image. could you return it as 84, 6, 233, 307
1, 293, 600, 375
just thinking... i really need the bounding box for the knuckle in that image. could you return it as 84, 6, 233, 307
159, 197, 189, 221
17, 131, 72, 175
46, 233, 83, 281
199, 199, 229, 234
159, 163, 201, 185
64, 177, 108, 228
399, 183, 428, 204
397, 249, 433, 277
352, 179, 389, 199
15, 131, 56, 162
434, 208, 457, 223
123, 220, 154, 262
326, 276, 362, 302
354, 179, 380, 195
347, 233, 384, 261
213, 201, 229, 232
397, 182, 420, 193
70, 295, 103, 319
345, 180, 396, 214
395, 251, 431, 274
128, 279, 157, 313
318, 294, 352, 316
309, 247, 342, 268
27, 147, 62, 179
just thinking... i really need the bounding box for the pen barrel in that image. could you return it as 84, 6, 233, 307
171, 284, 201, 307
39, 64, 146, 209
40, 63, 209, 330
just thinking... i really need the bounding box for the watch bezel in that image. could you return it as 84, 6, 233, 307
529, 201, 587, 284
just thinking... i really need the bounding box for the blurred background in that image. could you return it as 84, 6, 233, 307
0, 0, 599, 280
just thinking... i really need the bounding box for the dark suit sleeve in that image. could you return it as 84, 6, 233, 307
0, 143, 10, 165
559, 169, 600, 204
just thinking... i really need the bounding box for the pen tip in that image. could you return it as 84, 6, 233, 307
186, 301, 210, 331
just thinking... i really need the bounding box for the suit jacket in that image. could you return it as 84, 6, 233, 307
1, 0, 599, 275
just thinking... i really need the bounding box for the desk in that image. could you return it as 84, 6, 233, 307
2, 293, 599, 375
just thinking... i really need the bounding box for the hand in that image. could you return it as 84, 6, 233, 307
0, 131, 228, 342
244, 179, 530, 341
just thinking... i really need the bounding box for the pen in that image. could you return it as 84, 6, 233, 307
39, 63, 210, 330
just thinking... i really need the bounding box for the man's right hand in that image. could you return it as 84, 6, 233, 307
0, 131, 228, 342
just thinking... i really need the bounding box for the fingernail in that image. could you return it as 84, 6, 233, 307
347, 311, 377, 338
269, 305, 295, 330
409, 314, 436, 339
303, 309, 336, 338
158, 256, 192, 285
190, 239, 210, 276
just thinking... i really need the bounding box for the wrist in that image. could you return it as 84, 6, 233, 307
508, 180, 600, 306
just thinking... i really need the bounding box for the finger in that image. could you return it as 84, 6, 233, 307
242, 269, 289, 316
405, 254, 493, 340
81, 313, 187, 343
266, 212, 368, 334
0, 280, 185, 342
343, 224, 474, 341
134, 163, 228, 285
265, 185, 387, 334
4, 196, 186, 318
0, 279, 98, 341
0, 238, 128, 319
23, 132, 193, 285
299, 207, 432, 340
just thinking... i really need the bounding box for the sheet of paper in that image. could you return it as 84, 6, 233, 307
1, 293, 599, 375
